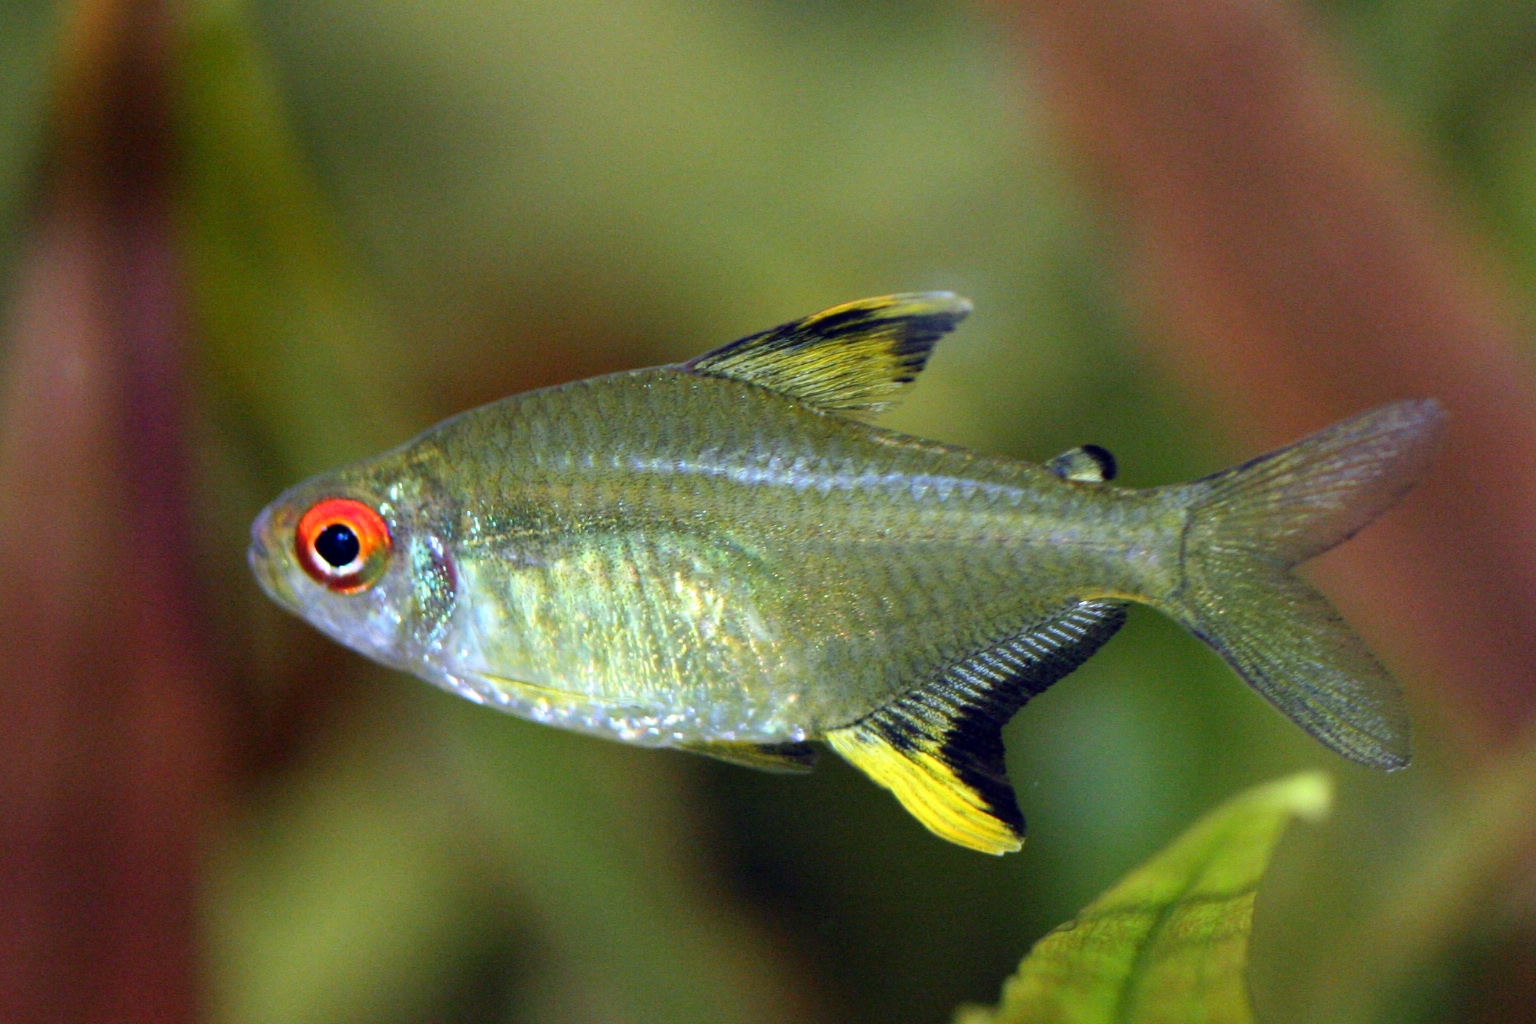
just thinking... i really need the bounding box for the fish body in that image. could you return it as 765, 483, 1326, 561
250, 294, 1443, 853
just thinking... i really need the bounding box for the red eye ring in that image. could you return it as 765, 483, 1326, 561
295, 498, 392, 593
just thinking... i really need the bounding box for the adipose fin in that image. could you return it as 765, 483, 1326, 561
1047, 444, 1117, 483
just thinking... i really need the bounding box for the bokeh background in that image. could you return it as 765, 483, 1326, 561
5, 0, 1536, 1021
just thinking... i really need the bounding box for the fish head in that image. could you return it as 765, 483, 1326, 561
249, 454, 460, 674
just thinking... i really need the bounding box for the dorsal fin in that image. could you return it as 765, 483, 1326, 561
1047, 444, 1117, 483
825, 600, 1127, 854
677, 740, 819, 774
683, 292, 971, 415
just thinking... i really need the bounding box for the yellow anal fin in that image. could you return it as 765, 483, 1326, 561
827, 724, 1024, 855
679, 740, 819, 774
827, 599, 1128, 855
683, 293, 970, 416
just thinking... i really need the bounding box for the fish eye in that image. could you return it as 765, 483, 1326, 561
295, 498, 392, 593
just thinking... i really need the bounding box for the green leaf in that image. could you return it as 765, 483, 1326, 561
959, 771, 1333, 1024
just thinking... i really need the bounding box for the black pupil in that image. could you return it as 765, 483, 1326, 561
314, 523, 361, 569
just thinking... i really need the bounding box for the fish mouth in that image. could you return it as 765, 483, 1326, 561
247, 504, 294, 607
246, 536, 274, 594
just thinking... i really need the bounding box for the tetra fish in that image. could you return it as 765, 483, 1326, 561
249, 294, 1442, 853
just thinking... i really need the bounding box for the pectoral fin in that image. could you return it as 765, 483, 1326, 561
678, 740, 819, 774
827, 600, 1127, 854
684, 293, 970, 416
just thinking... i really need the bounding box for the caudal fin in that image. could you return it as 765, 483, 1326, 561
1172, 400, 1445, 769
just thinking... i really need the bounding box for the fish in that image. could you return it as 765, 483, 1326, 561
249, 293, 1444, 854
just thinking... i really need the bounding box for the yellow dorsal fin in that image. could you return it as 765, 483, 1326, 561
684, 293, 971, 416
677, 740, 819, 774
826, 600, 1127, 855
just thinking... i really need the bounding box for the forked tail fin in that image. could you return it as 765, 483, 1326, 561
1171, 400, 1445, 768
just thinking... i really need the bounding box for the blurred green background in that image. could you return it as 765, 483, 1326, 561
4, 0, 1536, 1021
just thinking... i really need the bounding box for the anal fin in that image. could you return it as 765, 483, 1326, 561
679, 740, 819, 774
827, 600, 1127, 854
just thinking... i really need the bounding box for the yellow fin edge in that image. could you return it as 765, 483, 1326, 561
826, 725, 1023, 856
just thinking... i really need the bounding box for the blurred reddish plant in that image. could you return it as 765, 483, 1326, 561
0, 0, 223, 1021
